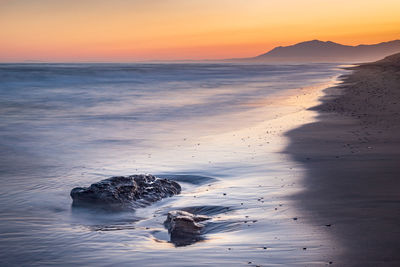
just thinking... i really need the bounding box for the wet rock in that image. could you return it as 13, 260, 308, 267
70, 174, 181, 209
164, 210, 210, 246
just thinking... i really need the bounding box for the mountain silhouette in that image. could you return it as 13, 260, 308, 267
238, 40, 400, 63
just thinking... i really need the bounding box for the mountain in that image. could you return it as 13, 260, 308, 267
238, 40, 400, 63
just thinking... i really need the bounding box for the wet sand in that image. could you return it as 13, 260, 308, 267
285, 53, 400, 266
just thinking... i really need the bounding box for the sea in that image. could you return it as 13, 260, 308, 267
0, 63, 344, 266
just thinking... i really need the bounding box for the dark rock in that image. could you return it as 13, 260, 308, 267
164, 210, 210, 246
70, 174, 181, 209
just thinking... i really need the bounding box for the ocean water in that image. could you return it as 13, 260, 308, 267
0, 63, 342, 266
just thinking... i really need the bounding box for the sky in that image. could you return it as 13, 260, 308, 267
0, 0, 399, 62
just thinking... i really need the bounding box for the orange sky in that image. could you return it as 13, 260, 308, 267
1, 0, 399, 62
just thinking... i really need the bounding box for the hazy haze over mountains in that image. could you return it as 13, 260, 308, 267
236, 40, 400, 63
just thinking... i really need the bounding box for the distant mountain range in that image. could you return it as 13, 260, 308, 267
234, 40, 400, 63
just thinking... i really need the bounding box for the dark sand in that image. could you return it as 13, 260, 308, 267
286, 53, 400, 266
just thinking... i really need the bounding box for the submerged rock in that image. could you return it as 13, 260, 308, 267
164, 210, 210, 246
70, 174, 181, 209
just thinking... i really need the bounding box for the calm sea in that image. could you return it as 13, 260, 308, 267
0, 63, 343, 266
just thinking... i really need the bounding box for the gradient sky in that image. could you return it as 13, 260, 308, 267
1, 0, 399, 62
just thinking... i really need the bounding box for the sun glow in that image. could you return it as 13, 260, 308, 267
1, 0, 399, 62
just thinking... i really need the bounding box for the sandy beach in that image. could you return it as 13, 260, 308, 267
286, 53, 400, 266
1, 56, 399, 265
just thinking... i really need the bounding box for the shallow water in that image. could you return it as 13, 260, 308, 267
0, 63, 343, 266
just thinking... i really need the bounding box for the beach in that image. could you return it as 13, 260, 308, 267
286, 53, 400, 266
1, 57, 399, 266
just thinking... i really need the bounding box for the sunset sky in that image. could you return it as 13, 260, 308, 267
1, 0, 399, 62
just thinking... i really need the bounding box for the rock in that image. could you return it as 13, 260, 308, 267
164, 210, 210, 246
165, 210, 210, 235
70, 174, 181, 209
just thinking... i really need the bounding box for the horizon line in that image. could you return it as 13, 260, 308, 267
1, 38, 399, 64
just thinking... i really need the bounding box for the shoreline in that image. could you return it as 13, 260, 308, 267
285, 53, 400, 265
